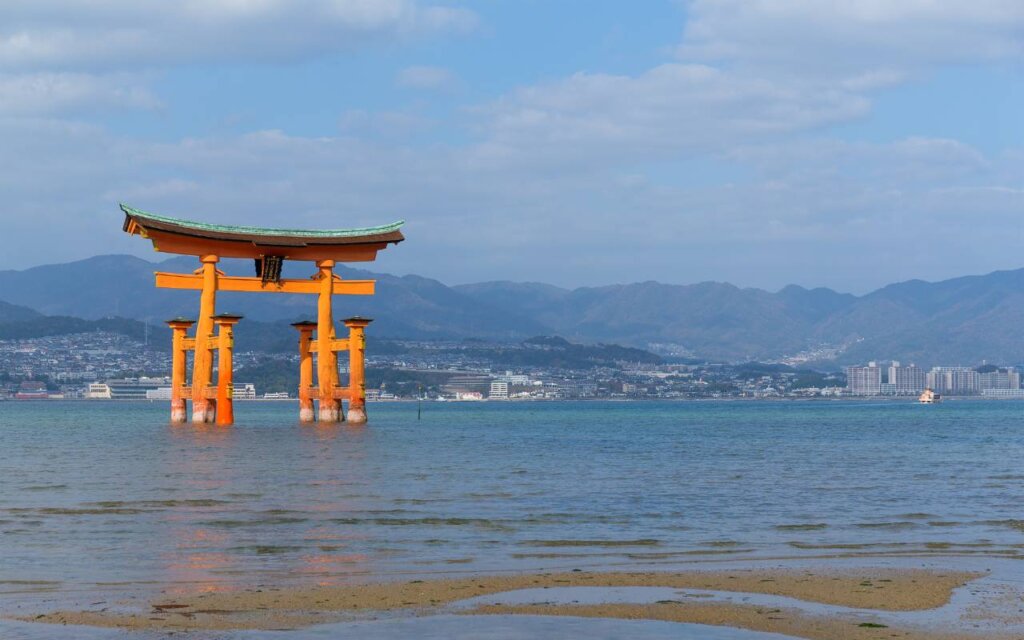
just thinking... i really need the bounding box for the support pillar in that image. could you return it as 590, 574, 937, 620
292, 321, 317, 423
344, 317, 372, 424
316, 260, 341, 422
191, 255, 219, 423
166, 317, 194, 423
214, 314, 242, 426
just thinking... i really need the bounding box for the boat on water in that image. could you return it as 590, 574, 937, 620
919, 388, 941, 403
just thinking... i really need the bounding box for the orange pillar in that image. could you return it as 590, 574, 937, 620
344, 317, 372, 424
166, 317, 194, 424
316, 260, 340, 422
191, 255, 219, 423
214, 314, 242, 426
292, 321, 317, 423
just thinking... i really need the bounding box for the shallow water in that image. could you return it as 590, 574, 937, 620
0, 399, 1022, 635
0, 615, 801, 640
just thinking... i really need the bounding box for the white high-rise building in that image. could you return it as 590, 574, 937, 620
846, 362, 882, 395
979, 369, 1021, 391
888, 362, 927, 395
927, 367, 980, 395
489, 381, 509, 400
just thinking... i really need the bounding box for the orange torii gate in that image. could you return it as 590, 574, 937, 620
121, 204, 404, 426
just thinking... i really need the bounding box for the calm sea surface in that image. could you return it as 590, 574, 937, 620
0, 399, 1022, 616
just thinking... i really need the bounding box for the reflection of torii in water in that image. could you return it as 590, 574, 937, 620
121, 204, 404, 426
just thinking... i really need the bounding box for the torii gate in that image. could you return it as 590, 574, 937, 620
121, 204, 404, 426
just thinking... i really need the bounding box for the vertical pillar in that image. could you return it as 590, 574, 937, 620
166, 318, 195, 423
344, 317, 372, 424
192, 255, 220, 423
316, 260, 340, 422
214, 314, 242, 426
292, 321, 317, 423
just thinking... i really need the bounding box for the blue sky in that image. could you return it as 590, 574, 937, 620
0, 1, 1021, 293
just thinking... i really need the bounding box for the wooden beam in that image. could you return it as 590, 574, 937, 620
309, 339, 351, 353
155, 272, 375, 295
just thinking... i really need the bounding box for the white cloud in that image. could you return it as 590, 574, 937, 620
678, 0, 1024, 72
471, 63, 871, 168
0, 1, 477, 70
0, 72, 159, 115
396, 65, 456, 90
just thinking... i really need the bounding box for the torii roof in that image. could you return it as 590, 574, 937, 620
121, 204, 404, 262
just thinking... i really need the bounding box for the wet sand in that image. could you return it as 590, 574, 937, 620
19, 567, 981, 632
470, 602, 1008, 640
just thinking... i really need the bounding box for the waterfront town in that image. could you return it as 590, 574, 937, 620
0, 330, 1020, 401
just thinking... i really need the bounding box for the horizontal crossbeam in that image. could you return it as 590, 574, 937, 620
308, 339, 350, 353
154, 272, 375, 295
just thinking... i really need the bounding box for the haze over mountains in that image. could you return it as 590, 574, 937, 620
0, 255, 1021, 367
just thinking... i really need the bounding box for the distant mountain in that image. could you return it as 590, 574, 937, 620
452, 271, 1024, 366
1, 254, 1022, 366
0, 255, 546, 340
0, 300, 41, 324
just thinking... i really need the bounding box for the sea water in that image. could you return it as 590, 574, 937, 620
0, 400, 1022, 636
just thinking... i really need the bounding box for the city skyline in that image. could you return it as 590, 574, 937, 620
0, 2, 1021, 293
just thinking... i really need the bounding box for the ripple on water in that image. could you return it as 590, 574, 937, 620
518, 539, 661, 547
774, 523, 828, 531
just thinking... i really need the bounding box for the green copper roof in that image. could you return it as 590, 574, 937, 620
121, 204, 404, 238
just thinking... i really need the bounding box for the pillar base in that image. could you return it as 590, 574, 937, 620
193, 400, 217, 423
346, 406, 367, 425
299, 404, 315, 423
318, 402, 341, 423
170, 401, 187, 424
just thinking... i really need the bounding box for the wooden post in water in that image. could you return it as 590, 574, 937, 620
166, 318, 195, 424
292, 321, 317, 423
316, 260, 341, 422
344, 317, 372, 424
192, 255, 220, 423
214, 314, 242, 426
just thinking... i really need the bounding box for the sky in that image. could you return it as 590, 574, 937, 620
0, 0, 1021, 293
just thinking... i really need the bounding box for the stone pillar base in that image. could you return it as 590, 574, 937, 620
346, 407, 367, 425
192, 400, 207, 424
318, 402, 340, 423
170, 400, 188, 424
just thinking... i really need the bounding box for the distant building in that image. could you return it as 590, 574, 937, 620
106, 377, 172, 400
15, 381, 48, 400
145, 387, 172, 400
979, 368, 1021, 391
981, 388, 1024, 399
86, 383, 112, 399
846, 362, 882, 395
888, 362, 927, 395
927, 367, 980, 395
498, 372, 531, 385
442, 374, 492, 398
489, 381, 509, 400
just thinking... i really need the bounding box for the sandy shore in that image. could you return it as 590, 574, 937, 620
470, 602, 1007, 640
17, 567, 982, 633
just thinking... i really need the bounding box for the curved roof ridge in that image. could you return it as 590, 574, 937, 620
120, 204, 404, 238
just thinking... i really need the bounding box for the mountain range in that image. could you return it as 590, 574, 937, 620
0, 254, 1022, 366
